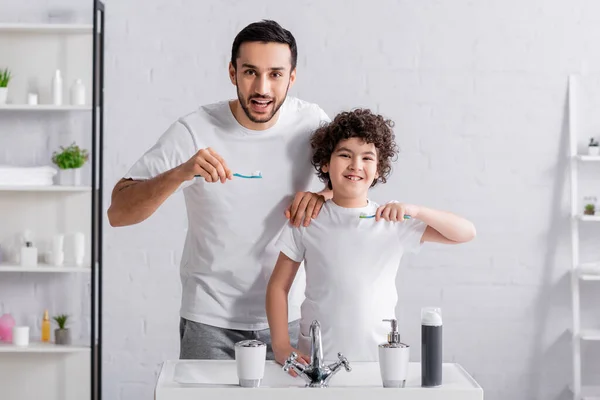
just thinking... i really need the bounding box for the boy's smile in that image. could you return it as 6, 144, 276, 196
322, 138, 379, 208
344, 173, 363, 181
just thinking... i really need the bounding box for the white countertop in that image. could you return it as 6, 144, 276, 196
155, 360, 483, 400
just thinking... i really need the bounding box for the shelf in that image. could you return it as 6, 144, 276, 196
0, 104, 91, 111
0, 23, 93, 34
0, 185, 91, 192
580, 273, 600, 281
576, 264, 600, 281
576, 155, 600, 162
0, 341, 90, 353
580, 330, 600, 341
583, 386, 600, 400
570, 384, 600, 399
0, 264, 91, 272
577, 215, 600, 222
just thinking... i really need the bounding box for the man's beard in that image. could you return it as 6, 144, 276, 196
237, 82, 289, 124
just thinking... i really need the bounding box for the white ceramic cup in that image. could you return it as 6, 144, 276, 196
51, 251, 64, 266
12, 326, 30, 346
378, 344, 410, 388
234, 340, 267, 387
52, 234, 64, 254
27, 93, 38, 105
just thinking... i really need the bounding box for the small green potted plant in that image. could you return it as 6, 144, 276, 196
589, 138, 599, 156
584, 203, 595, 216
51, 142, 89, 186
53, 314, 71, 345
0, 67, 11, 105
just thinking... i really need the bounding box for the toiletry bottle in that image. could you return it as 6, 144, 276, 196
421, 307, 443, 387
20, 241, 38, 267
70, 79, 85, 105
51, 234, 64, 266
41, 310, 51, 342
378, 318, 410, 388
52, 69, 63, 105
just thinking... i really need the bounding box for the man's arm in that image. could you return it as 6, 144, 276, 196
108, 147, 232, 227
107, 168, 186, 227
317, 186, 333, 201
285, 184, 332, 227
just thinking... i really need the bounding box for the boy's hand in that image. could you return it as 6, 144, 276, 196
273, 345, 310, 377
285, 191, 326, 227
376, 202, 420, 222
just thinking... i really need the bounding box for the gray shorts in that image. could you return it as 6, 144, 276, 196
179, 317, 300, 360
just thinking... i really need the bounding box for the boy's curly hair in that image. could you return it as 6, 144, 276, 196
310, 108, 398, 189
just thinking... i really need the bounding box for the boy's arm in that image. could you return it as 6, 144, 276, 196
378, 202, 476, 246
266, 252, 307, 365
416, 207, 476, 244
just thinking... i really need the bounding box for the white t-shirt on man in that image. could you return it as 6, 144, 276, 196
275, 199, 427, 361
124, 96, 330, 330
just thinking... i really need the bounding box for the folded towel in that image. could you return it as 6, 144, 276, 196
0, 165, 58, 186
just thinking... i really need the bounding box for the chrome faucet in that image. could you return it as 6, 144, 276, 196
282, 320, 351, 387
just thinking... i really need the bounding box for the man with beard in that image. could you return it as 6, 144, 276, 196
107, 20, 331, 360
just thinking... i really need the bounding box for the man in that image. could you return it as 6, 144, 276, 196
107, 20, 331, 360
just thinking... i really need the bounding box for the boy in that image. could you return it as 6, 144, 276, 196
266, 108, 476, 365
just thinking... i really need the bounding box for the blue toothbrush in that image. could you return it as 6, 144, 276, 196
195, 170, 262, 179
232, 171, 262, 179
359, 213, 411, 219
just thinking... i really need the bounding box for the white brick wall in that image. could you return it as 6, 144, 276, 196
5, 0, 600, 399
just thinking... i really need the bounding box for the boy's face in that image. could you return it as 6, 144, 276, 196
229, 41, 296, 125
322, 137, 379, 201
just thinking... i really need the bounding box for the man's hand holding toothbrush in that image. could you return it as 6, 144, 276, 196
178, 147, 233, 183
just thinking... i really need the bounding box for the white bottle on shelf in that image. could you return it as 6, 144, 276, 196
70, 79, 85, 106
20, 242, 38, 267
19, 230, 38, 267
51, 234, 64, 266
52, 69, 63, 106
73, 232, 85, 266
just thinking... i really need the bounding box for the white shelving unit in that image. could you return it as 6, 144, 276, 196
0, 342, 90, 353
0, 185, 91, 192
0, 264, 90, 272
0, 19, 98, 400
0, 104, 91, 111
0, 23, 92, 34
0, 21, 93, 110
568, 74, 600, 400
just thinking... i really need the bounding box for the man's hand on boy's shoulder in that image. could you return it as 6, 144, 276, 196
285, 191, 327, 227
375, 201, 421, 222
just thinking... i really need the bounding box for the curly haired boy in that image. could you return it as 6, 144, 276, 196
266, 108, 476, 366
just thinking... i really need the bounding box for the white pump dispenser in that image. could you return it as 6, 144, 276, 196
378, 318, 410, 388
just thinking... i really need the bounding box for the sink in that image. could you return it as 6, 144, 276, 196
155, 360, 483, 399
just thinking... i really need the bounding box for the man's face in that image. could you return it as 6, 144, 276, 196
229, 41, 296, 124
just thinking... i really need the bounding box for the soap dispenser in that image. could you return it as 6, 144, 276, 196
378, 318, 410, 388
20, 231, 37, 267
